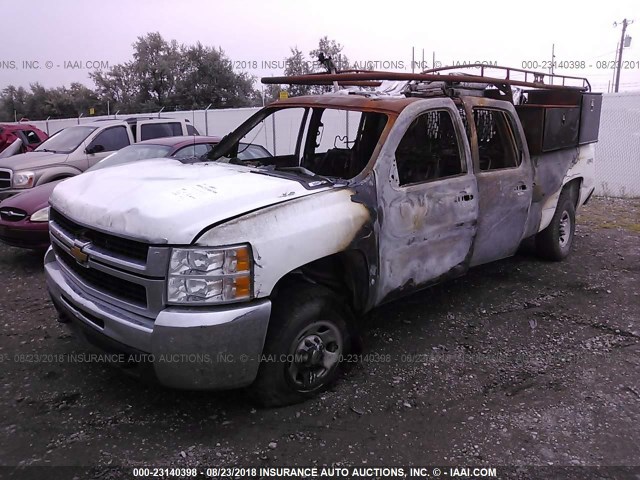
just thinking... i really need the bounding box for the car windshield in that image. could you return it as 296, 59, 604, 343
35, 126, 96, 154
87, 144, 173, 172
210, 106, 388, 182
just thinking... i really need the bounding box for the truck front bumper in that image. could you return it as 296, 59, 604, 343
44, 247, 271, 390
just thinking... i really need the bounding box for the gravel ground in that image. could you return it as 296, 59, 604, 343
0, 197, 638, 478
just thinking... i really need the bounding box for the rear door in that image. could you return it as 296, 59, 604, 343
462, 98, 533, 266
374, 99, 478, 303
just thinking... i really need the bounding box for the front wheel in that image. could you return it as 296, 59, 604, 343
248, 282, 352, 407
535, 190, 576, 261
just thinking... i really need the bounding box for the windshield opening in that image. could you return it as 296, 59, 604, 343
35, 126, 97, 154
87, 144, 173, 172
209, 106, 388, 181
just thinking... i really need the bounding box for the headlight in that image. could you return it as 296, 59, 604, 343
30, 206, 50, 222
13, 171, 35, 188
167, 245, 252, 304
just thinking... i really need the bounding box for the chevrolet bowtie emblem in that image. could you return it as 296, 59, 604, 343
70, 240, 90, 266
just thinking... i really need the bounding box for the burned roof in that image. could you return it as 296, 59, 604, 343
271, 94, 422, 115
262, 64, 594, 108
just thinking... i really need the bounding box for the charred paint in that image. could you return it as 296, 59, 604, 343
372, 99, 479, 305
196, 188, 371, 298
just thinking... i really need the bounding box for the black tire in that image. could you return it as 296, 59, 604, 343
535, 190, 576, 261
248, 282, 352, 407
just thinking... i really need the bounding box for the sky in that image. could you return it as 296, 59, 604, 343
0, 0, 638, 93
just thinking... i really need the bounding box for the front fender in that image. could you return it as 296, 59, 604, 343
36, 166, 82, 186
195, 188, 371, 298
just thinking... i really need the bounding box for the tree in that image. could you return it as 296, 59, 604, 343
0, 83, 100, 121
90, 32, 261, 113
173, 43, 259, 108
91, 63, 139, 109
131, 33, 181, 106
309, 36, 350, 72
282, 47, 314, 97
274, 37, 351, 98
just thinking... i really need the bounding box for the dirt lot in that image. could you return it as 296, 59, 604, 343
0, 197, 638, 478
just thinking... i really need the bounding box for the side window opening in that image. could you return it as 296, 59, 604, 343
90, 126, 130, 152
473, 109, 520, 171
140, 122, 183, 141
395, 110, 465, 186
23, 130, 41, 144
211, 107, 387, 180
301, 110, 388, 180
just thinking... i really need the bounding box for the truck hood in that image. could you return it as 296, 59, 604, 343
0, 151, 68, 171
50, 159, 332, 244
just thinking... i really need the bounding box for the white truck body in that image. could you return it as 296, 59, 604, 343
44, 67, 601, 404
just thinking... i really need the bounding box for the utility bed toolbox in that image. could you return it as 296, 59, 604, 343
516, 91, 602, 155
579, 93, 603, 145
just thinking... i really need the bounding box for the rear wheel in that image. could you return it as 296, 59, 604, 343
248, 282, 352, 407
535, 190, 576, 261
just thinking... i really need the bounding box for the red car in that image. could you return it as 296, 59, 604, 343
0, 135, 270, 250
0, 124, 48, 155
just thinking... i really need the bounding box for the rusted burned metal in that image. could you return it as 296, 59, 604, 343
272, 95, 420, 115
310, 81, 383, 87
262, 66, 590, 92
419, 63, 591, 90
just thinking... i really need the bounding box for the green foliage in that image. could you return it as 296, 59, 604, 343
279, 36, 351, 97
91, 33, 261, 113
0, 82, 100, 121
0, 33, 351, 120
0, 32, 263, 121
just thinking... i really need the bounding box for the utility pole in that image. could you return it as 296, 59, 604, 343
412, 47, 415, 73
550, 44, 555, 76
614, 19, 634, 92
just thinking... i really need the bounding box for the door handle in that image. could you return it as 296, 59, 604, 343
455, 192, 474, 203
514, 183, 527, 192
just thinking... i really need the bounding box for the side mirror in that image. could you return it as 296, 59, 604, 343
86, 144, 105, 154
315, 123, 324, 148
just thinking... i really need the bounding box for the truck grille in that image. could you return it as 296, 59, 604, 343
53, 243, 148, 307
0, 169, 11, 189
50, 209, 149, 262
49, 208, 170, 319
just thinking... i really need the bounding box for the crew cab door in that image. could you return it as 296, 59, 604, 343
373, 99, 478, 304
461, 98, 533, 266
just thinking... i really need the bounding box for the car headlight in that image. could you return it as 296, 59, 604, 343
167, 245, 252, 304
30, 206, 50, 222
13, 171, 35, 188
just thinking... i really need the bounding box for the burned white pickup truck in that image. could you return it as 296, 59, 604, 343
45, 65, 601, 406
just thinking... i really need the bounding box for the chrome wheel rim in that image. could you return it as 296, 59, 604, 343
287, 321, 343, 391
559, 211, 571, 248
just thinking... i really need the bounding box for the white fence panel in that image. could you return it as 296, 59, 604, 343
594, 92, 640, 198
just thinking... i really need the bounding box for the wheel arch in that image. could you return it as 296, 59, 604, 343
270, 249, 371, 316
36, 168, 80, 186
539, 176, 583, 232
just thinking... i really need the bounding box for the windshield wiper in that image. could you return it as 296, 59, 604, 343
274, 166, 333, 183
265, 165, 348, 187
